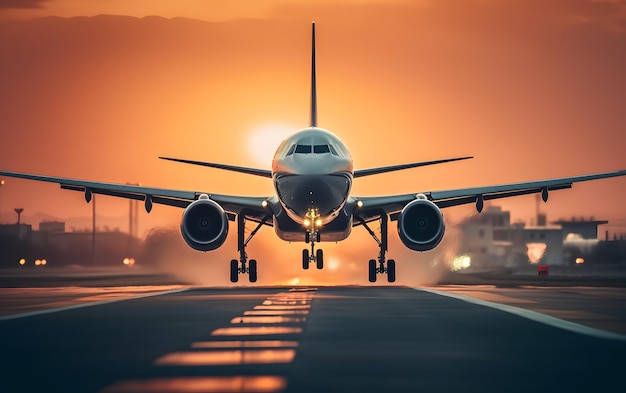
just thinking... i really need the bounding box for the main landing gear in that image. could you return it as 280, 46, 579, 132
230, 212, 268, 283
302, 230, 323, 270
357, 212, 396, 283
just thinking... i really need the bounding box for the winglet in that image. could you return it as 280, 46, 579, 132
310, 21, 318, 128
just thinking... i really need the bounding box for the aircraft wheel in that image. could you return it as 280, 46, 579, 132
316, 249, 324, 269
387, 259, 396, 283
302, 249, 310, 269
368, 259, 377, 283
305, 232, 310, 244
230, 259, 239, 283
249, 259, 258, 283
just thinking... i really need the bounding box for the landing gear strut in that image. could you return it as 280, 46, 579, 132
230, 212, 268, 283
357, 212, 396, 283
302, 230, 323, 270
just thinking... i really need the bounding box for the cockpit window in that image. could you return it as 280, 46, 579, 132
291, 144, 339, 155
295, 145, 312, 154
313, 145, 330, 154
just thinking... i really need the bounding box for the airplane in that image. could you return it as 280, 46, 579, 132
1, 22, 625, 283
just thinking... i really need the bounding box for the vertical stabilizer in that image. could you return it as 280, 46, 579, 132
310, 22, 318, 128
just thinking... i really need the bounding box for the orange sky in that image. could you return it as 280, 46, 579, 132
1, 0, 626, 240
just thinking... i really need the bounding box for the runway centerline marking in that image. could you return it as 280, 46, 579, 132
154, 349, 297, 366
417, 287, 626, 341
100, 376, 287, 393
100, 287, 317, 393
0, 287, 190, 321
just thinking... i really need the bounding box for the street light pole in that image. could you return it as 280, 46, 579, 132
89, 193, 96, 265
0, 179, 4, 224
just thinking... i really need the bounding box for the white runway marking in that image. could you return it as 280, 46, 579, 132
0, 287, 190, 321
417, 287, 626, 341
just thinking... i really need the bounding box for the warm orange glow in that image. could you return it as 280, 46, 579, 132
244, 310, 309, 316
18, 258, 25, 266
247, 124, 293, 165
1, 1, 625, 286
212, 326, 303, 336
100, 376, 287, 393
253, 305, 310, 310
154, 349, 296, 366
527, 243, 547, 264
576, 257, 585, 264
262, 300, 309, 305
192, 340, 299, 349
230, 316, 306, 324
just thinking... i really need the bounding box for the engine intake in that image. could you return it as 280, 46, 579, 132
397, 198, 445, 252
180, 197, 228, 251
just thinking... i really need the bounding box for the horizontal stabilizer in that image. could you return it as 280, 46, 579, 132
159, 157, 272, 178
354, 156, 473, 178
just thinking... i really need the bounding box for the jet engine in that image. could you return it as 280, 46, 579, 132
397, 198, 445, 252
180, 197, 229, 251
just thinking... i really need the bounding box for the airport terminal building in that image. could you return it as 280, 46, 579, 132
457, 206, 622, 268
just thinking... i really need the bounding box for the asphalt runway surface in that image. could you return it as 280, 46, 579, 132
1, 285, 625, 393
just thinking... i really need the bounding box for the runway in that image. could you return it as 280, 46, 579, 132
1, 285, 625, 392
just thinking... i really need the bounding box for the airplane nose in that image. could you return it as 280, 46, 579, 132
276, 174, 350, 218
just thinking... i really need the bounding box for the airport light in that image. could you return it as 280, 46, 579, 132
18, 258, 26, 266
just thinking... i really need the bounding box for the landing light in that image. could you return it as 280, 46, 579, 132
123, 257, 136, 266
357, 200, 363, 208
315, 218, 322, 227
575, 257, 585, 265
303, 219, 311, 227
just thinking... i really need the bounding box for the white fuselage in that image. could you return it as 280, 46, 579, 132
272, 127, 353, 228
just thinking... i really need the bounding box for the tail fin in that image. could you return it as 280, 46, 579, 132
310, 22, 318, 128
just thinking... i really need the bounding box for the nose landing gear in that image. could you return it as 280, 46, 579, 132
302, 230, 323, 270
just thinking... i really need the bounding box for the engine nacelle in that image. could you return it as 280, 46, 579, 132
397, 198, 445, 252
180, 197, 228, 251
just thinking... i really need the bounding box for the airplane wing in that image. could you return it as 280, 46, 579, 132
159, 157, 272, 178
0, 170, 271, 223
354, 169, 626, 222
353, 156, 473, 178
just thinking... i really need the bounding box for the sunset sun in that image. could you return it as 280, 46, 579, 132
247, 124, 295, 166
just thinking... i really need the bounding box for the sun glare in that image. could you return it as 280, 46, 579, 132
247, 124, 294, 165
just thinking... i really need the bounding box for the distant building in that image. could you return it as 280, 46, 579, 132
39, 221, 65, 233
0, 220, 139, 267
0, 223, 32, 240
458, 206, 609, 268
552, 218, 608, 241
